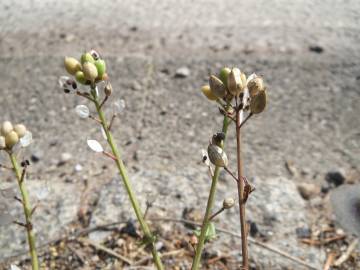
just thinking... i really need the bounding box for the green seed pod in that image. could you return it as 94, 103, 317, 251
95, 59, 106, 79
227, 68, 243, 96
250, 90, 267, 114
14, 124, 27, 138
201, 85, 217, 101
207, 144, 228, 167
248, 77, 264, 97
64, 57, 82, 75
219, 67, 231, 86
0, 136, 5, 148
1, 121, 13, 136
75, 71, 87, 84
80, 52, 95, 64
5, 131, 19, 149
82, 62, 98, 82
223, 198, 235, 209
104, 82, 113, 97
209, 75, 226, 98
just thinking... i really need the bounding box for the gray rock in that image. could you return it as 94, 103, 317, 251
174, 67, 190, 78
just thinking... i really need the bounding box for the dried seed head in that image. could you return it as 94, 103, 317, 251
1, 121, 13, 136
64, 57, 82, 75
248, 77, 264, 97
95, 59, 106, 79
104, 82, 113, 97
227, 68, 243, 96
250, 90, 267, 114
81, 52, 95, 64
219, 67, 231, 86
207, 144, 228, 167
82, 62, 98, 82
209, 75, 226, 98
14, 124, 27, 138
201, 85, 217, 101
223, 198, 235, 209
240, 72, 247, 88
5, 131, 19, 149
0, 136, 5, 149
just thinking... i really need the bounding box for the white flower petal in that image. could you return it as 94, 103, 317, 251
112, 99, 126, 114
20, 131, 32, 148
87, 139, 103, 152
101, 127, 107, 140
58, 76, 70, 88
75, 105, 90, 118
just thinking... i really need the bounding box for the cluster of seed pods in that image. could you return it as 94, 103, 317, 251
0, 121, 30, 150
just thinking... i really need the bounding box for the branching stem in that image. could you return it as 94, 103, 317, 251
9, 152, 39, 270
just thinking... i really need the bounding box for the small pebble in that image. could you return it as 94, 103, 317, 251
297, 183, 320, 200
325, 170, 345, 187
174, 67, 190, 78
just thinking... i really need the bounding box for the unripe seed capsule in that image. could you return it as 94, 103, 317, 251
95, 59, 106, 79
1, 121, 13, 136
82, 62, 98, 82
5, 131, 19, 148
219, 67, 231, 86
207, 144, 228, 167
80, 53, 95, 64
14, 124, 27, 138
75, 71, 86, 85
64, 57, 82, 75
223, 198, 235, 209
209, 75, 226, 98
201, 85, 217, 101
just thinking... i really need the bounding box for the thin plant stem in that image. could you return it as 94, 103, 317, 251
191, 114, 230, 270
91, 89, 164, 270
236, 107, 249, 269
9, 152, 39, 270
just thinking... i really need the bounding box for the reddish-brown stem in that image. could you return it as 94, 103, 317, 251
236, 103, 249, 269
224, 166, 239, 183
239, 113, 253, 129
99, 96, 108, 109
108, 114, 117, 131
209, 207, 225, 221
102, 151, 117, 161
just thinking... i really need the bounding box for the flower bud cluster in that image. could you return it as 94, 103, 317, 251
201, 67, 267, 114
0, 121, 30, 150
64, 50, 108, 86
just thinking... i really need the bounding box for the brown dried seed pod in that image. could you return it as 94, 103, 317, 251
209, 75, 226, 98
248, 77, 264, 97
207, 144, 228, 167
14, 124, 27, 138
250, 90, 267, 114
227, 68, 243, 96
104, 83, 113, 97
5, 131, 19, 149
223, 198, 235, 209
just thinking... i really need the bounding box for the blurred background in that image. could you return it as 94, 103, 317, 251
0, 0, 359, 269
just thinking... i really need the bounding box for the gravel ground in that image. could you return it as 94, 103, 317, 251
0, 0, 360, 269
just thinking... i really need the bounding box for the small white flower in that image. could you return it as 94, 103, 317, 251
87, 139, 103, 152
201, 149, 210, 166
20, 131, 32, 148
100, 127, 107, 140
75, 105, 90, 118
10, 265, 21, 270
112, 99, 126, 114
